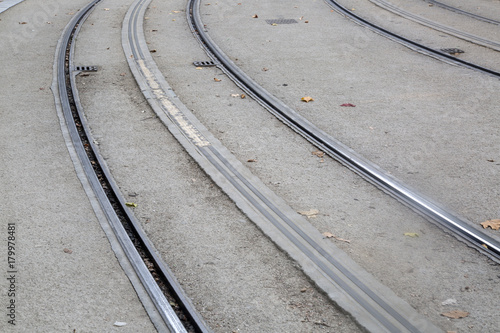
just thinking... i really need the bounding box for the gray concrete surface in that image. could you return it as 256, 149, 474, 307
0, 1, 156, 331
3, 0, 500, 332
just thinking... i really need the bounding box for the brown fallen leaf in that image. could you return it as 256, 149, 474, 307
19, 21, 28, 24
322, 232, 351, 243
298, 209, 319, 218
63, 248, 73, 254
252, 14, 258, 18
312, 150, 324, 158
480, 219, 500, 230
150, 49, 157, 53
340, 103, 356, 107
301, 96, 314, 103
214, 78, 221, 82
441, 310, 469, 319
304, 20, 309, 23
240, 94, 246, 99
247, 159, 257, 163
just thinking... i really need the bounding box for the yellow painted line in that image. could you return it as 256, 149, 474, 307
138, 60, 210, 147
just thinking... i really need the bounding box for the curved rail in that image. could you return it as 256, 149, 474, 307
425, 0, 500, 26
53, 1, 208, 332
123, 0, 443, 331
369, 0, 500, 51
0, 0, 26, 14
325, 0, 500, 77
188, 0, 500, 264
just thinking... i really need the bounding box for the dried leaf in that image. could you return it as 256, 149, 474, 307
441, 310, 469, 319
150, 49, 157, 53
247, 159, 257, 163
480, 219, 500, 230
240, 94, 246, 99
214, 78, 221, 82
312, 150, 324, 158
104, 8, 110, 11
252, 14, 258, 18
322, 232, 351, 243
19, 21, 28, 24
195, 67, 203, 70
125, 202, 137, 207
63, 248, 72, 254
301, 96, 314, 103
304, 20, 309, 23
300, 288, 307, 292
298, 209, 319, 218
120, 73, 126, 76
271, 23, 278, 26
340, 103, 356, 107
404, 232, 419, 237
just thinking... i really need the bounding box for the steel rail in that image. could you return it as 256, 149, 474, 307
54, 1, 206, 332
188, 0, 500, 263
424, 0, 500, 26
324, 0, 500, 77
0, 0, 25, 14
124, 0, 443, 331
368, 0, 500, 51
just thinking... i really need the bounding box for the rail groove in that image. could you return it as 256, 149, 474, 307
123, 0, 445, 331
188, 0, 500, 261
52, 1, 208, 332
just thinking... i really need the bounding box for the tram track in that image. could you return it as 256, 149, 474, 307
425, 0, 500, 26
187, 0, 500, 264
51, 1, 210, 332
122, 0, 450, 331
368, 0, 500, 51
325, 0, 500, 77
